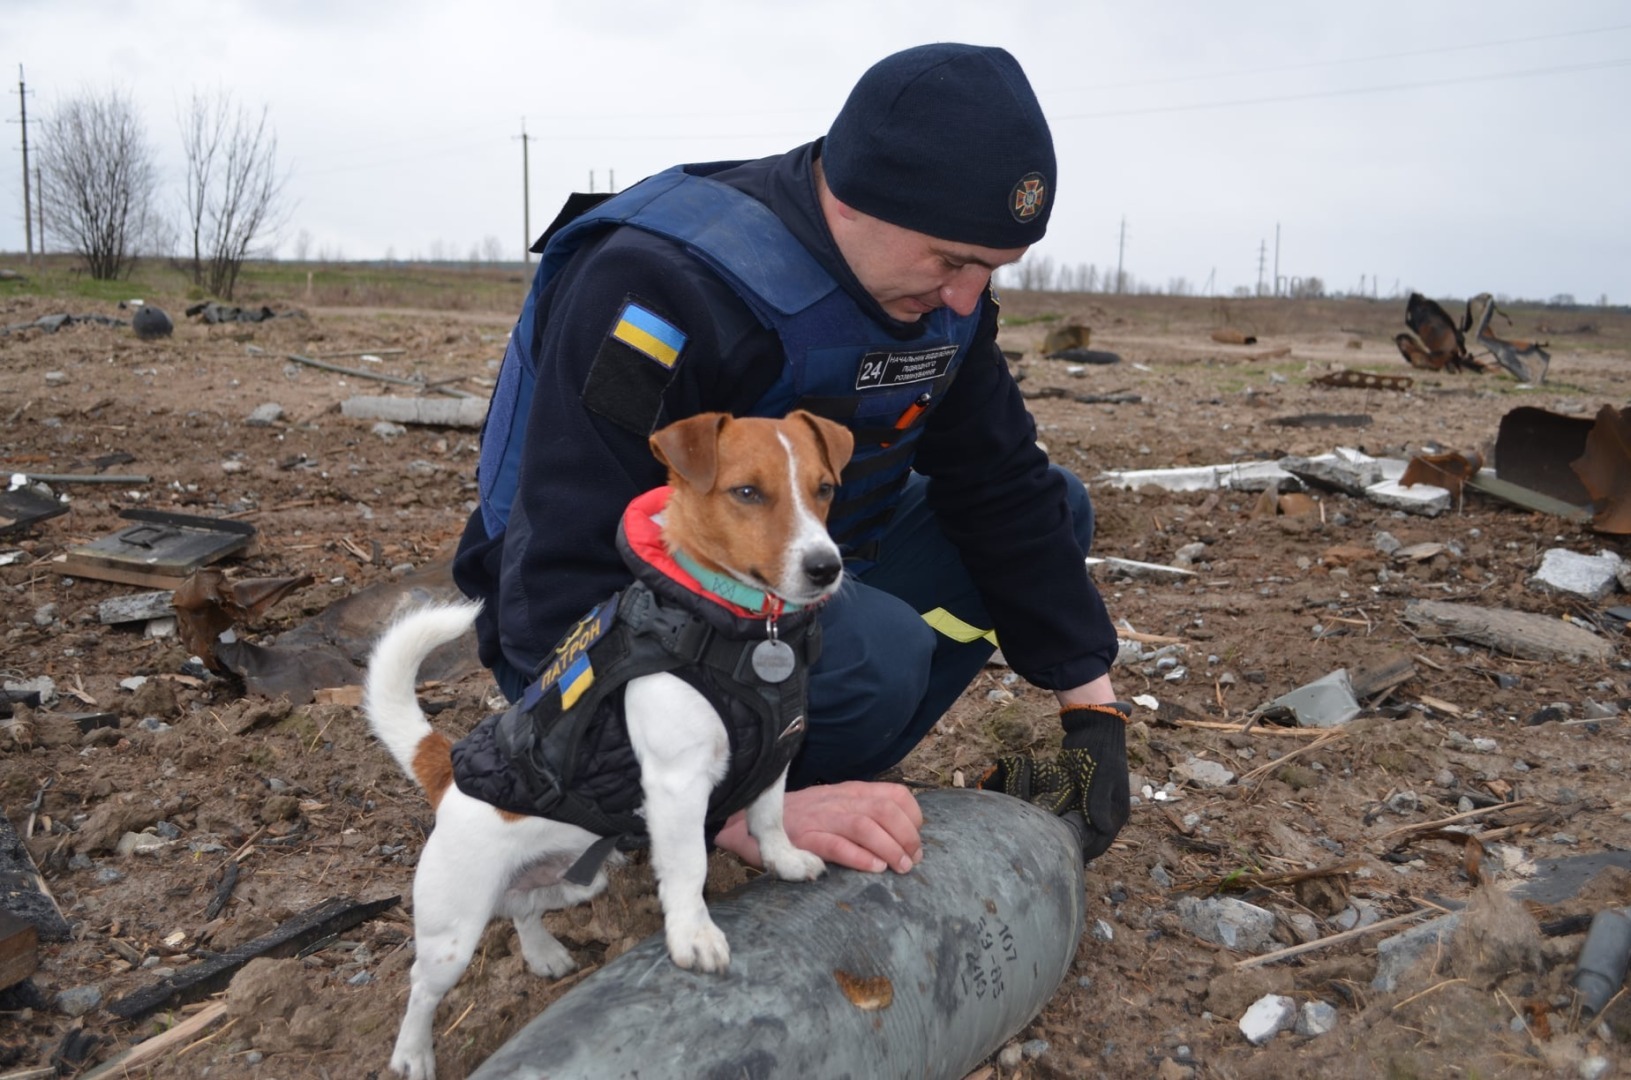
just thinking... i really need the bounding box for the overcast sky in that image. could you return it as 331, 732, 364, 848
5, 1, 1628, 303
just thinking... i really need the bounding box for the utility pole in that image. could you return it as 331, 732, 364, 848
609, 168, 615, 193
1273, 223, 1281, 297
14, 64, 33, 264
516, 118, 534, 264
35, 162, 43, 254
1115, 215, 1126, 294
1256, 240, 1267, 296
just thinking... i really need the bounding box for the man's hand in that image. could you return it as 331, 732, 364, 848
981, 702, 1131, 862
714, 781, 923, 874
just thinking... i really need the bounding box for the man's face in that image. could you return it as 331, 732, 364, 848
825, 196, 1029, 322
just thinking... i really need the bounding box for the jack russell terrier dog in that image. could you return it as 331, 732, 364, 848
364, 410, 854, 1080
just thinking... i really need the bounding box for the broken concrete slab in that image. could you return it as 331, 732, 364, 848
1528, 548, 1623, 602
1403, 600, 1613, 662
1279, 448, 1384, 496
1372, 913, 1462, 992
1365, 478, 1451, 516
340, 395, 486, 428
97, 590, 174, 625
1097, 459, 1300, 494
1177, 896, 1278, 953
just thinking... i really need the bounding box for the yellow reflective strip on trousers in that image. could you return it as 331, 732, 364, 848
921, 608, 999, 646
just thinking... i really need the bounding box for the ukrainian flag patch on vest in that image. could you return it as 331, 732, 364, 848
610, 300, 687, 368
529, 594, 621, 712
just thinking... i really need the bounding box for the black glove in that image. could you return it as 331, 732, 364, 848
980, 701, 1131, 862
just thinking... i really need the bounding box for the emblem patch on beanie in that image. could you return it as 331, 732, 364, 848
1010, 172, 1047, 224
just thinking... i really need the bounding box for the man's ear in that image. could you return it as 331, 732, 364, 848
790, 410, 855, 477
649, 413, 729, 493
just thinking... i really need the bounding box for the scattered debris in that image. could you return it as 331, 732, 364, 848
1085, 555, 1198, 582
57, 509, 256, 588
1266, 413, 1372, 430
185, 301, 302, 325
1041, 323, 1093, 355
1528, 548, 1622, 602
0, 312, 129, 336
104, 894, 399, 1020
1238, 993, 1295, 1044
1047, 347, 1121, 365
172, 559, 479, 702
1019, 386, 1140, 404
1571, 908, 1631, 1016
1396, 293, 1484, 373
1399, 449, 1482, 500
340, 395, 487, 428
1366, 477, 1450, 516
1372, 913, 1462, 992
1402, 600, 1614, 662
130, 306, 173, 340
1311, 369, 1413, 392
0, 485, 67, 537
1099, 459, 1296, 493
1265, 669, 1362, 728
1572, 404, 1631, 532
0, 808, 69, 943
1468, 294, 1550, 383
0, 910, 38, 991
96, 590, 175, 625
172, 569, 313, 674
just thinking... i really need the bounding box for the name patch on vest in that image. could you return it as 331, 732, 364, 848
534, 595, 621, 710
854, 344, 959, 391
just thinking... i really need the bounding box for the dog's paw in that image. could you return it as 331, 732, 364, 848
520, 935, 577, 980
667, 920, 731, 973
766, 846, 826, 882
390, 1043, 436, 1080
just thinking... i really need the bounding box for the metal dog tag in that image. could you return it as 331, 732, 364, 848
751, 638, 797, 683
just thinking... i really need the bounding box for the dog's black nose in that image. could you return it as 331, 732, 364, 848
802, 550, 841, 588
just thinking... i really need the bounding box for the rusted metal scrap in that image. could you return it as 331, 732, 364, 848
1400, 449, 1483, 500
172, 569, 314, 668
1396, 293, 1486, 373
1572, 404, 1631, 533
1312, 369, 1413, 392
1468, 293, 1550, 384
1483, 405, 1631, 532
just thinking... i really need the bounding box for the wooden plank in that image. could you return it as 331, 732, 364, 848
104, 894, 400, 1020
1403, 599, 1613, 662
80, 1002, 230, 1079
0, 909, 38, 990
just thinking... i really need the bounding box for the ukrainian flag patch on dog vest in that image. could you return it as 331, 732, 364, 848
526, 594, 622, 713
610, 300, 687, 368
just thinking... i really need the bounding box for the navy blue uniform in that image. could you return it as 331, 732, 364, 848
454, 141, 1117, 784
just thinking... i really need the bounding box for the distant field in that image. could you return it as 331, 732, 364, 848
3, 253, 1628, 353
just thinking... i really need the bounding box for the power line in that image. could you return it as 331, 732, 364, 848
1054, 56, 1631, 121
1043, 22, 1631, 94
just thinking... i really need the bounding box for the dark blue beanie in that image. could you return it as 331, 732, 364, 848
823, 43, 1055, 250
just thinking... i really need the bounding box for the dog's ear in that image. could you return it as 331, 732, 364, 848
790, 410, 855, 479
650, 413, 729, 493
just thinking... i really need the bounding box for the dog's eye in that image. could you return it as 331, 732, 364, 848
729, 485, 764, 505
815, 482, 835, 501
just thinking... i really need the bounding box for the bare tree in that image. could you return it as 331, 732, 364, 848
36, 87, 160, 280
481, 234, 505, 263
180, 89, 289, 299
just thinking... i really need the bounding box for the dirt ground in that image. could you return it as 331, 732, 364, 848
2, 280, 1630, 1079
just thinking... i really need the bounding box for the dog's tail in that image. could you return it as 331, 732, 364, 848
364, 601, 482, 801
